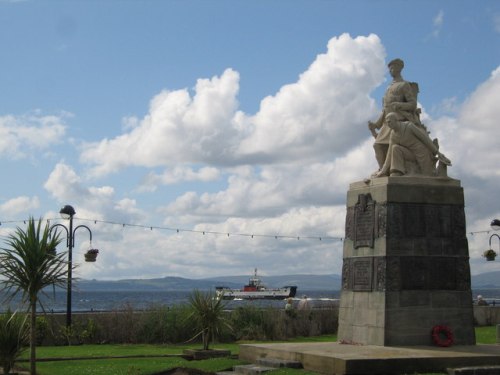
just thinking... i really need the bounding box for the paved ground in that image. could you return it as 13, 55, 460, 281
239, 342, 500, 374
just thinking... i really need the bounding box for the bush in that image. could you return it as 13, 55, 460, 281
0, 310, 28, 374
230, 305, 266, 340
137, 304, 192, 344
32, 303, 339, 345
35, 315, 48, 345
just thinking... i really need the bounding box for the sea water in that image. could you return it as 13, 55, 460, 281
2, 289, 498, 313
0, 289, 341, 313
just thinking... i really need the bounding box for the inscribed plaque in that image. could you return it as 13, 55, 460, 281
352, 257, 373, 291
354, 194, 375, 248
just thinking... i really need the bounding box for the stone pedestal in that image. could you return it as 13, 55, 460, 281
338, 176, 476, 346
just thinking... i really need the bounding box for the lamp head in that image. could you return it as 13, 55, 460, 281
491, 219, 500, 231
59, 205, 76, 219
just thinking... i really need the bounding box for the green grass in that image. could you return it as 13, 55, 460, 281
22, 342, 240, 359
15, 328, 497, 375
475, 325, 497, 344
33, 357, 243, 375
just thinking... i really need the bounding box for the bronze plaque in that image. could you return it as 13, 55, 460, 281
352, 257, 373, 291
354, 194, 375, 248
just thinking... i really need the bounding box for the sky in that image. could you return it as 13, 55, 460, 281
0, 0, 499, 281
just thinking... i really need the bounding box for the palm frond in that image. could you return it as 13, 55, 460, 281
0, 218, 70, 305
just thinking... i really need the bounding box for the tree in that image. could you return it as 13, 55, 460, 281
186, 290, 231, 350
0, 218, 68, 375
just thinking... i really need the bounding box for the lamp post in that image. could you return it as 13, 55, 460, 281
491, 219, 500, 231
50, 205, 98, 327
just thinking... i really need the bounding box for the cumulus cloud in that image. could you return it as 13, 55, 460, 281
0, 112, 66, 160
420, 65, 500, 264
43, 162, 146, 224
0, 196, 40, 216
70, 34, 388, 278
38, 35, 500, 280
430, 66, 500, 179
80, 34, 385, 177
138, 166, 221, 192
80, 68, 241, 176
237, 33, 384, 162
162, 139, 376, 221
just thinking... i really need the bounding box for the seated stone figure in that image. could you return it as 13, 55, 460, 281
374, 112, 451, 178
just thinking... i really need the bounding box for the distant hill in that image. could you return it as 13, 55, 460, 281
75, 273, 341, 292
471, 271, 500, 288
70, 271, 498, 292
75, 276, 238, 292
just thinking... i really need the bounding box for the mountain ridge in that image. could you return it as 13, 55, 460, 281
72, 271, 500, 291
75, 273, 341, 291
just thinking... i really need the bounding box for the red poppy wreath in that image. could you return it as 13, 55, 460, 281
431, 325, 454, 347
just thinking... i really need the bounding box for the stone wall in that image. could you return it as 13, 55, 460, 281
474, 306, 500, 326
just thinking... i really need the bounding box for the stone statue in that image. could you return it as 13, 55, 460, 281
373, 112, 451, 177
368, 58, 423, 170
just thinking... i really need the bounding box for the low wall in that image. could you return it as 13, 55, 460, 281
474, 306, 500, 326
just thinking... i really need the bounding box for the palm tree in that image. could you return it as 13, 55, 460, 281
186, 290, 231, 350
0, 218, 68, 375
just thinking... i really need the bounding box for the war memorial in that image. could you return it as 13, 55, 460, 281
238, 59, 500, 374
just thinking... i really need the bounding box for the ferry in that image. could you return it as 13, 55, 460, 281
215, 269, 297, 300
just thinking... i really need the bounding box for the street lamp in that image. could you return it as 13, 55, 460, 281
491, 219, 500, 231
50, 205, 98, 327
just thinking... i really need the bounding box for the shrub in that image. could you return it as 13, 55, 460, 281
0, 310, 29, 374
186, 290, 232, 350
230, 305, 266, 340
35, 316, 48, 345
29, 301, 339, 345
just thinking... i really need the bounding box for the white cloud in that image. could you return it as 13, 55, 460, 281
431, 97, 460, 116
0, 196, 40, 216
432, 10, 444, 37
71, 34, 388, 278
493, 13, 500, 34
237, 33, 384, 163
36, 36, 500, 280
80, 34, 384, 176
80, 68, 241, 176
139, 166, 221, 192
43, 162, 146, 224
0, 112, 66, 160
430, 66, 500, 179
418, 65, 500, 245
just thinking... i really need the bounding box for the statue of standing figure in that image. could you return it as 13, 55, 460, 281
368, 58, 451, 178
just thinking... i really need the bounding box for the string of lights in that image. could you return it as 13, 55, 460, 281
0, 217, 343, 242
1, 217, 497, 241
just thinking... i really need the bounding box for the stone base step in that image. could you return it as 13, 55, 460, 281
232, 364, 275, 374
447, 366, 500, 375
256, 358, 303, 369
223, 357, 304, 375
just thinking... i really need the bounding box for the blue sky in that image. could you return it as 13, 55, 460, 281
0, 0, 499, 280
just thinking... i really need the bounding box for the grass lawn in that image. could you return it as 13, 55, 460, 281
15, 328, 497, 375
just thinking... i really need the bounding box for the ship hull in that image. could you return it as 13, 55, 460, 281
216, 286, 297, 300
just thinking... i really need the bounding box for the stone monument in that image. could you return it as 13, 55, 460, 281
337, 59, 475, 346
